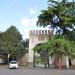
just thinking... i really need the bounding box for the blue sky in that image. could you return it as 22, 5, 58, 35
0, 0, 49, 39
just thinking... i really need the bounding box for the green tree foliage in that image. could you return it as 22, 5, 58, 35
17, 39, 29, 58
33, 36, 75, 58
0, 26, 28, 63
37, 0, 75, 35
34, 0, 75, 68
33, 36, 75, 68
33, 43, 49, 67
67, 29, 75, 41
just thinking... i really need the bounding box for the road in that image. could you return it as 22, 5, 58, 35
0, 66, 75, 75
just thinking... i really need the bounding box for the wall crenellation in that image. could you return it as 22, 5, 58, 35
29, 30, 51, 36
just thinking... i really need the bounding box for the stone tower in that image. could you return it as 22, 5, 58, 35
28, 30, 52, 66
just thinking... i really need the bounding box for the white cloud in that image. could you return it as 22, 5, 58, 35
19, 7, 39, 39
18, 6, 38, 39
20, 17, 38, 39
19, 29, 29, 39
21, 17, 37, 28
20, 17, 49, 39
29, 8, 37, 15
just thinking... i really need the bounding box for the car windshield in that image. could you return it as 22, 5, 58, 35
10, 61, 17, 64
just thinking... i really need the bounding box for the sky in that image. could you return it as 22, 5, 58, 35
0, 0, 49, 39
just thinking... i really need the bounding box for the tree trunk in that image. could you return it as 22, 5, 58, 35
65, 56, 69, 69
47, 52, 49, 68
47, 57, 49, 68
69, 58, 72, 66
58, 57, 62, 69
33, 51, 35, 67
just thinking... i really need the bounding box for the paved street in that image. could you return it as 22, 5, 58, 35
0, 66, 75, 75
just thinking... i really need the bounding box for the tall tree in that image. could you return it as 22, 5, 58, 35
37, 0, 75, 35
0, 26, 28, 63
36, 0, 75, 68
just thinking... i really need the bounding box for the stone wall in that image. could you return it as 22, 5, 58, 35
28, 30, 52, 65
17, 53, 28, 66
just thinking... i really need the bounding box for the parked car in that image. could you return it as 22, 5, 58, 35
9, 61, 19, 69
